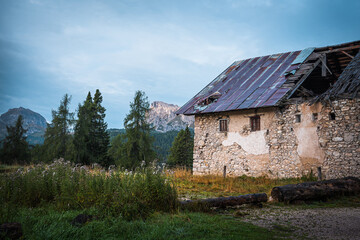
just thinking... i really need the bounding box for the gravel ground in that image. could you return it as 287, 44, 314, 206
240, 206, 360, 240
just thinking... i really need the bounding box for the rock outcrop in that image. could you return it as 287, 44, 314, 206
147, 101, 194, 132
0, 107, 47, 139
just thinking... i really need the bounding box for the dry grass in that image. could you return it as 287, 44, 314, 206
169, 168, 317, 200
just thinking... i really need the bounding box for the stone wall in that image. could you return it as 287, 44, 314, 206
192, 98, 360, 179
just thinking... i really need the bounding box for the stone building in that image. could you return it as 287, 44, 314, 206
176, 41, 360, 179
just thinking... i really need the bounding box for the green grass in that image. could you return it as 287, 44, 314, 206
1, 207, 288, 240
0, 160, 177, 220
2, 162, 358, 240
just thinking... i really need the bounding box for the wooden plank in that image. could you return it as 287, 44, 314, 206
317, 45, 360, 54
341, 51, 354, 59
286, 58, 321, 99
322, 54, 327, 77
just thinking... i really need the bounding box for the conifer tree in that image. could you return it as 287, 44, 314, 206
74, 90, 110, 166
117, 90, 155, 169
168, 126, 193, 168
43, 94, 74, 161
0, 115, 30, 164
74, 92, 93, 164
91, 89, 110, 165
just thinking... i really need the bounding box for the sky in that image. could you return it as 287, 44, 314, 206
1, 0, 360, 128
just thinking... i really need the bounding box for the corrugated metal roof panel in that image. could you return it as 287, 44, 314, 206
292, 47, 315, 65
176, 49, 304, 115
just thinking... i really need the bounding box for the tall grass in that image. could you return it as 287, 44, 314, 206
0, 159, 177, 220
170, 167, 317, 199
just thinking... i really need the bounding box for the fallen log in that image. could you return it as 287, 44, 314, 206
179, 193, 267, 210
271, 177, 360, 203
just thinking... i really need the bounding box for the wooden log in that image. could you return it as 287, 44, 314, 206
271, 177, 360, 203
179, 193, 267, 209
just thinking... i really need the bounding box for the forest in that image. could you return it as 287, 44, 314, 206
0, 90, 193, 169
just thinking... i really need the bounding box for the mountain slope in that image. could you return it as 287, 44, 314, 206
0, 107, 47, 141
147, 101, 194, 132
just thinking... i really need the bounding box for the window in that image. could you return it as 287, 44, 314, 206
295, 114, 301, 123
219, 119, 228, 132
312, 113, 318, 121
250, 116, 260, 131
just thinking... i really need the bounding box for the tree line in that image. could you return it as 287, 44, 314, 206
0, 90, 193, 169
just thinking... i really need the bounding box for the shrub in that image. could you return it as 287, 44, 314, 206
0, 159, 177, 220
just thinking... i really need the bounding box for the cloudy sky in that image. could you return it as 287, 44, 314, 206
1, 0, 360, 128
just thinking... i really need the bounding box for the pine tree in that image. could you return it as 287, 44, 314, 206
43, 94, 74, 161
91, 89, 110, 166
74, 92, 93, 165
74, 90, 110, 166
168, 126, 194, 168
117, 90, 155, 169
0, 115, 30, 164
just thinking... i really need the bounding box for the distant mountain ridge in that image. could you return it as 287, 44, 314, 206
147, 101, 194, 132
0, 107, 47, 144
0, 101, 194, 145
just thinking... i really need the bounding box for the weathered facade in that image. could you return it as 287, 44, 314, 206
177, 41, 360, 179
193, 99, 359, 179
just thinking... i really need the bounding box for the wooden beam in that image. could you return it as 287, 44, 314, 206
322, 54, 327, 77
320, 54, 332, 76
317, 45, 360, 54
341, 51, 354, 59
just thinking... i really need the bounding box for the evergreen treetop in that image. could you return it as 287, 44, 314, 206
117, 90, 155, 169
43, 94, 74, 161
168, 126, 193, 168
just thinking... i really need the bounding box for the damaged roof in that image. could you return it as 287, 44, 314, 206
317, 50, 360, 101
176, 40, 360, 115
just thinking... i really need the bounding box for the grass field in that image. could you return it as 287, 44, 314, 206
2, 207, 289, 240
1, 162, 357, 240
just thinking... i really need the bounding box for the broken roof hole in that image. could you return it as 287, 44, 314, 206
199, 92, 222, 106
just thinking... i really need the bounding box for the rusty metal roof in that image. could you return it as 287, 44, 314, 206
177, 49, 310, 115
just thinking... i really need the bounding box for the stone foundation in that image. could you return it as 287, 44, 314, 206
193, 99, 360, 179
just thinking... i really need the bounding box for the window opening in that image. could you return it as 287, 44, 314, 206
219, 119, 228, 132
250, 116, 260, 131
295, 114, 301, 123
329, 112, 336, 120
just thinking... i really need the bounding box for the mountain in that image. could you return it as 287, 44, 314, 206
147, 101, 194, 132
0, 107, 47, 144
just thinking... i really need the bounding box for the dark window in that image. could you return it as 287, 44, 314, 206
219, 119, 228, 132
250, 116, 260, 131
295, 114, 301, 123
329, 112, 336, 120
312, 113, 318, 121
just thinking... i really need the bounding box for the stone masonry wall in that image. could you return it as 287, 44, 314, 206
317, 99, 360, 179
192, 98, 360, 179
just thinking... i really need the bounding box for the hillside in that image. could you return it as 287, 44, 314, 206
0, 107, 47, 144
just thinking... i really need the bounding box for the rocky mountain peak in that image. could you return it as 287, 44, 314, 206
0, 107, 47, 138
147, 101, 194, 132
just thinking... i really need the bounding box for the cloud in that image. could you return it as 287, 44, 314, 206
28, 16, 259, 100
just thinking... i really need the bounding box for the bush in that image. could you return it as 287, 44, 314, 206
0, 159, 178, 220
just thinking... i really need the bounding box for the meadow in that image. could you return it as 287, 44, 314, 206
0, 161, 319, 239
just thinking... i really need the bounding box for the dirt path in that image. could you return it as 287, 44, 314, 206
241, 206, 360, 239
